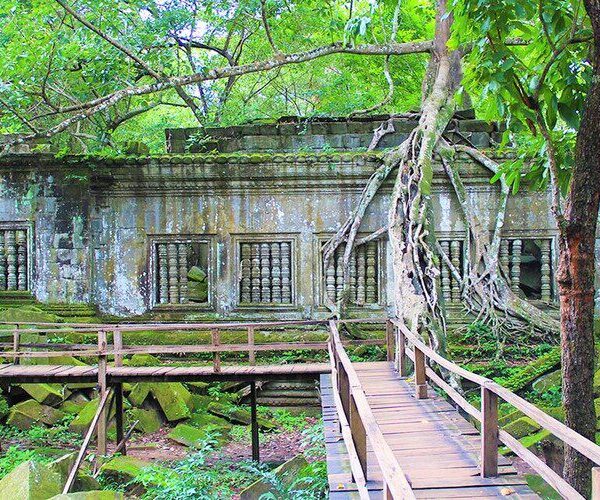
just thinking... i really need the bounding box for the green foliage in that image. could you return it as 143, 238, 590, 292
0, 446, 50, 479
496, 347, 561, 392
451, 0, 592, 194
0, 0, 431, 153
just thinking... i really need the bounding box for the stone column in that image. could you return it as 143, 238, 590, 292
16, 230, 27, 291
450, 240, 461, 302
540, 239, 552, 302
177, 244, 188, 303
271, 242, 282, 303
240, 243, 252, 303
440, 241, 451, 302
157, 243, 168, 304
500, 239, 510, 283
510, 239, 522, 294
366, 242, 377, 303
260, 243, 271, 303
0, 232, 6, 290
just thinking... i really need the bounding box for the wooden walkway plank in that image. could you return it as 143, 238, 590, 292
325, 362, 539, 499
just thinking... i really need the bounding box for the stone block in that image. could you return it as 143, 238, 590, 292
130, 408, 162, 434
239, 455, 308, 499
128, 383, 151, 406
69, 398, 114, 434
99, 456, 151, 482
21, 383, 69, 406
0, 460, 63, 500
504, 417, 541, 439
151, 383, 192, 421
49, 492, 124, 500
207, 402, 276, 430
8, 399, 66, 429
532, 370, 561, 393
167, 422, 229, 447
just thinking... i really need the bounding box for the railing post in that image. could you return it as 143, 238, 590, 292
593, 467, 600, 500
97, 330, 108, 457
247, 326, 255, 366
349, 392, 367, 481
397, 327, 407, 377
481, 385, 499, 478
211, 328, 221, 373
12, 325, 20, 365
385, 319, 395, 362
339, 365, 350, 420
113, 329, 125, 455
250, 381, 259, 462
414, 346, 428, 399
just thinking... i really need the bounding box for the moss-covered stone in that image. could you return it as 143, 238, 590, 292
151, 383, 192, 421
525, 474, 561, 500
187, 382, 209, 394
60, 400, 85, 415
129, 354, 160, 367
0, 305, 61, 324
69, 398, 114, 434
99, 456, 151, 481
128, 383, 151, 406
207, 402, 276, 430
129, 408, 162, 434
497, 348, 561, 392
0, 460, 63, 499
168, 423, 226, 447
49, 492, 124, 500
239, 455, 308, 499
504, 417, 542, 439
188, 411, 232, 430
532, 370, 561, 393
7, 399, 66, 429
520, 430, 553, 451
21, 383, 69, 406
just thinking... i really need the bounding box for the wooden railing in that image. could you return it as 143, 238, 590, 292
328, 319, 415, 500
0, 319, 386, 371
390, 318, 600, 500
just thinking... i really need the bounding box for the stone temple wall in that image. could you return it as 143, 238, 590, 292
0, 142, 559, 318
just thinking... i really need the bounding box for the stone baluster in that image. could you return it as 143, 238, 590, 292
349, 251, 358, 303
16, 230, 27, 291
366, 242, 377, 303
260, 243, 271, 303
440, 240, 451, 302
500, 239, 510, 283
450, 240, 461, 302
510, 239, 522, 293
0, 232, 6, 291
157, 243, 168, 304
271, 242, 282, 303
240, 243, 252, 303
6, 231, 17, 291
281, 242, 291, 303
177, 243, 188, 303
356, 245, 366, 305
167, 243, 179, 303
325, 252, 336, 303
336, 244, 345, 301
251, 243, 261, 303
540, 239, 552, 302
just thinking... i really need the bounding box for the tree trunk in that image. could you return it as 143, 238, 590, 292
559, 3, 600, 492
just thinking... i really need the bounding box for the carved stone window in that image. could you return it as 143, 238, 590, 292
322, 241, 381, 306
154, 239, 210, 305
0, 227, 30, 292
438, 239, 464, 303
500, 238, 553, 301
239, 240, 293, 305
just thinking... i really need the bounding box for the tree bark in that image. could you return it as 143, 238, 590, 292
560, 1, 600, 493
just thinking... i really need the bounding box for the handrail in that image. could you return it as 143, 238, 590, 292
391, 318, 598, 499
329, 320, 415, 499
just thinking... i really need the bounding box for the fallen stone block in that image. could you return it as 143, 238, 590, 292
7, 399, 66, 429
49, 492, 123, 500
239, 455, 308, 499
99, 455, 151, 482
0, 460, 62, 499
129, 408, 162, 434
168, 422, 229, 447
128, 383, 151, 406
208, 402, 277, 430
21, 383, 69, 406
151, 383, 192, 421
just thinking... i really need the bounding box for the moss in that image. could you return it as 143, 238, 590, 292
49, 491, 124, 499
128, 383, 151, 406
207, 402, 276, 430
7, 400, 66, 429
525, 474, 561, 500
504, 417, 541, 439
99, 456, 151, 481
150, 383, 192, 421
20, 384, 69, 406
496, 348, 561, 392
129, 408, 162, 434
0, 460, 63, 499
168, 422, 230, 447
499, 409, 524, 427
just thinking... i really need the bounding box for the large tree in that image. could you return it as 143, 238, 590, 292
1, 0, 600, 492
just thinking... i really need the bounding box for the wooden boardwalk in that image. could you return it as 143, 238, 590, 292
323, 362, 538, 499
